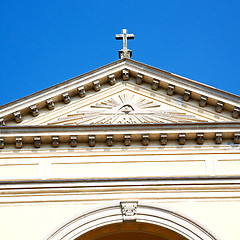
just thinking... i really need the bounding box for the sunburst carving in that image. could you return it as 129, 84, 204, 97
49, 91, 207, 125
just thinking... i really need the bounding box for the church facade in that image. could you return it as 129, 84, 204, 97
0, 32, 240, 240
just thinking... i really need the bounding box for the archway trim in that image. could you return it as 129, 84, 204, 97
45, 202, 220, 240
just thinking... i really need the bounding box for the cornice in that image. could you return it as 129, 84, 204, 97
125, 59, 240, 102
1, 122, 240, 133
1, 58, 240, 126
1, 175, 240, 186
0, 59, 125, 110
0, 122, 239, 149
1, 177, 240, 206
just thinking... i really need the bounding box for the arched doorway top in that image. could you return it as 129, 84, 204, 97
45, 201, 220, 240
78, 222, 188, 240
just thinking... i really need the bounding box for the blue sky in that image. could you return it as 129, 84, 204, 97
1, 0, 240, 106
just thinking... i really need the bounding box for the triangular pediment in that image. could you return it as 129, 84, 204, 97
0, 58, 240, 126
21, 82, 232, 126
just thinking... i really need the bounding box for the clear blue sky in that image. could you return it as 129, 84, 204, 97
1, 0, 240, 106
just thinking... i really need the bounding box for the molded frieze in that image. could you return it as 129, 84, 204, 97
46, 98, 55, 110
196, 133, 204, 145
160, 133, 167, 145
142, 134, 150, 146
0, 137, 4, 149
16, 137, 23, 148
215, 101, 224, 113
0, 117, 5, 126
30, 105, 39, 117
93, 80, 101, 91
122, 69, 129, 80
136, 73, 143, 85
106, 135, 113, 147
52, 136, 59, 148
124, 134, 131, 146
88, 135, 96, 147
13, 111, 22, 123
199, 95, 208, 107
167, 84, 175, 96
152, 79, 160, 90
33, 136, 41, 148
215, 132, 222, 144
232, 107, 240, 119
70, 135, 78, 147
178, 133, 186, 145
77, 86, 86, 98
108, 74, 116, 85
62, 92, 71, 104
233, 132, 240, 144
183, 90, 191, 101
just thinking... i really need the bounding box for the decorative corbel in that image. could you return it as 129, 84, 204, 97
77, 86, 86, 98
46, 98, 55, 110
196, 133, 204, 145
0, 117, 6, 126
215, 132, 222, 144
108, 74, 116, 85
167, 84, 175, 96
70, 135, 78, 147
160, 133, 168, 145
33, 136, 41, 148
232, 107, 240, 119
93, 80, 101, 91
136, 73, 143, 85
120, 201, 138, 222
52, 136, 59, 148
233, 132, 240, 144
16, 137, 23, 149
142, 134, 150, 146
199, 95, 208, 107
13, 111, 22, 123
30, 104, 39, 117
152, 79, 160, 91
178, 133, 186, 145
88, 135, 96, 147
215, 101, 224, 113
0, 137, 4, 149
124, 134, 131, 146
183, 90, 191, 101
106, 135, 113, 147
62, 92, 71, 104
122, 69, 129, 81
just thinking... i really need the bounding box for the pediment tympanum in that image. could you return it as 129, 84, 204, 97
22, 83, 229, 126
48, 90, 206, 125
1, 59, 240, 126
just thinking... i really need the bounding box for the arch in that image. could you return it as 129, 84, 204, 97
78, 222, 189, 240
45, 202, 220, 240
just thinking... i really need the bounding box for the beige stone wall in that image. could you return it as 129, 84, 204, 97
0, 145, 239, 240
0, 199, 239, 240
0, 144, 239, 180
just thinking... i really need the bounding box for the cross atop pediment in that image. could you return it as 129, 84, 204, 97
115, 29, 134, 59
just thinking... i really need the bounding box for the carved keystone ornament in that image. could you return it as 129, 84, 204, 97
120, 201, 138, 221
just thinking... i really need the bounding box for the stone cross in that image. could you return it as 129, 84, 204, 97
115, 29, 134, 59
